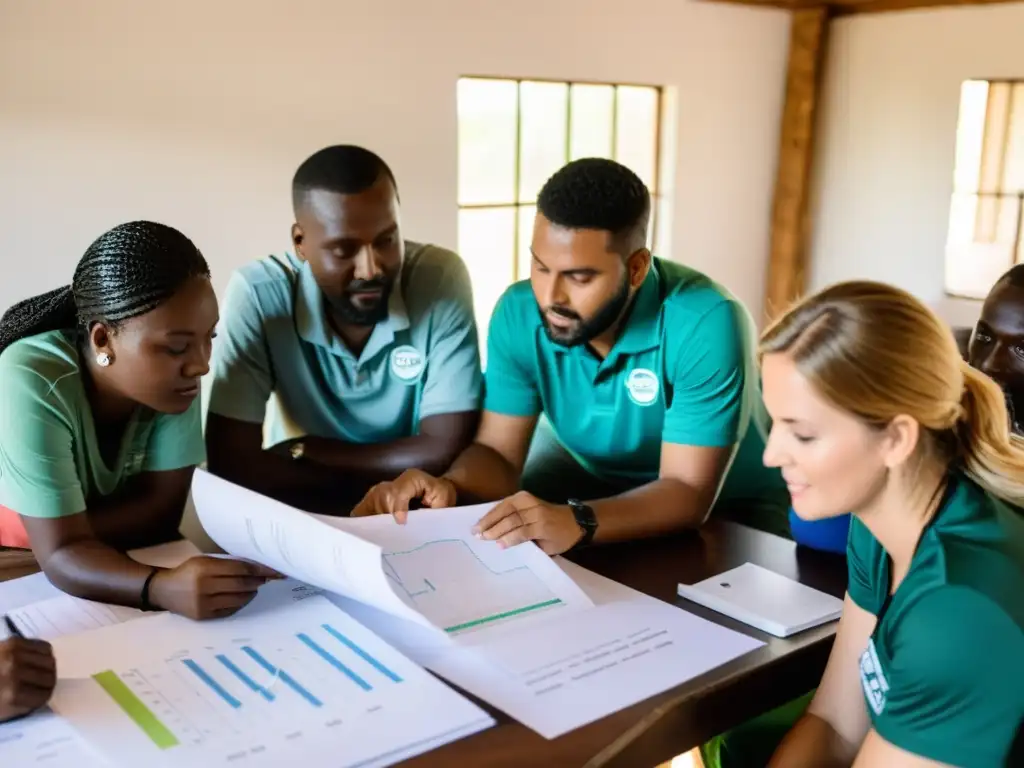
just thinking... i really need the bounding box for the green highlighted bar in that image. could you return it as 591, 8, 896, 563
445, 599, 563, 633
93, 670, 180, 750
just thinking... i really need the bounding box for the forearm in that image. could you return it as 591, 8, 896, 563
304, 434, 463, 480
38, 538, 158, 607
589, 477, 712, 543
207, 439, 359, 512
769, 712, 858, 768
86, 492, 184, 551
442, 443, 521, 503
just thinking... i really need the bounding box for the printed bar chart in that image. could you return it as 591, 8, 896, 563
298, 633, 372, 691
92, 670, 181, 750
183, 659, 242, 709
321, 623, 403, 682
52, 595, 494, 767
240, 646, 323, 707
216, 654, 276, 702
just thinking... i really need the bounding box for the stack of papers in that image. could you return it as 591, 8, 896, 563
0, 470, 770, 766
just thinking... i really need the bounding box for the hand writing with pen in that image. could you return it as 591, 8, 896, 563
0, 616, 55, 723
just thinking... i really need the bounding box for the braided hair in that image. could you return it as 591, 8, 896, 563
0, 221, 210, 356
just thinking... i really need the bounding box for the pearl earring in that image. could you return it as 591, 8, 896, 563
96, 352, 111, 368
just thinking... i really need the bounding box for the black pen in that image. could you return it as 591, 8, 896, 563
3, 614, 24, 638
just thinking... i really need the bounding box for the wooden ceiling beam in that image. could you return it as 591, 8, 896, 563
763, 7, 830, 324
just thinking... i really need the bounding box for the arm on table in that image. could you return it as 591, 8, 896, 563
768, 594, 875, 767
207, 411, 478, 513
84, 467, 192, 551
471, 440, 733, 554
585, 441, 733, 542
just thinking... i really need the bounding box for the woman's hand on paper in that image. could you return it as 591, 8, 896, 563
149, 556, 283, 621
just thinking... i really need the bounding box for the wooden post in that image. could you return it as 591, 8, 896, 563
763, 7, 830, 324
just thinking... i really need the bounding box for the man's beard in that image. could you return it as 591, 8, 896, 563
540, 273, 631, 348
328, 278, 393, 326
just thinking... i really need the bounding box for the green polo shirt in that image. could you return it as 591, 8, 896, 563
484, 258, 787, 530
0, 330, 205, 518
208, 242, 483, 446
849, 472, 1024, 768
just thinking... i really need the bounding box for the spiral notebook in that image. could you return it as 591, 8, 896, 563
676, 562, 844, 638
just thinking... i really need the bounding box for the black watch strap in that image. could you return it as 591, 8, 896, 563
567, 498, 598, 549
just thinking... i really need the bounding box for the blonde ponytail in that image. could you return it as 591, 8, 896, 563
958, 362, 1024, 507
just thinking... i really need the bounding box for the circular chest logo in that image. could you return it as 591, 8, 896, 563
390, 345, 425, 383
625, 368, 660, 406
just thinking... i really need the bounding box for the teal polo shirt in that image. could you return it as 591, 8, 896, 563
208, 242, 483, 446
485, 258, 788, 531
849, 473, 1024, 767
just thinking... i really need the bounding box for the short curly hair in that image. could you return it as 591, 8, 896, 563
536, 158, 650, 256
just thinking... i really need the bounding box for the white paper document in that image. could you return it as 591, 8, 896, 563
676, 562, 844, 637
329, 559, 766, 739
49, 594, 493, 767
0, 707, 111, 767
192, 470, 593, 637
9, 595, 144, 641
0, 539, 204, 639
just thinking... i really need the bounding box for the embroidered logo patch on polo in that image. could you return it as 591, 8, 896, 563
859, 637, 890, 715
390, 345, 425, 383
625, 368, 660, 406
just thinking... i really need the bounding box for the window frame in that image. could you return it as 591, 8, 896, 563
457, 75, 666, 283
945, 78, 1024, 300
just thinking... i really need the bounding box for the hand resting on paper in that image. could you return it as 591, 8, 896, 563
472, 491, 582, 556
0, 636, 56, 723
350, 469, 458, 524
148, 556, 284, 621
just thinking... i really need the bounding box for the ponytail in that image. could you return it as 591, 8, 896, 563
958, 361, 1024, 508
0, 286, 78, 357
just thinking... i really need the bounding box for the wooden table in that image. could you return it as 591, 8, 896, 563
0, 523, 847, 767
404, 521, 847, 768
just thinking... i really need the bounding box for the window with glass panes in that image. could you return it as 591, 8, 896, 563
456, 77, 665, 343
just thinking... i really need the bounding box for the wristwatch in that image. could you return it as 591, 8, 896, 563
567, 498, 598, 549
289, 440, 306, 460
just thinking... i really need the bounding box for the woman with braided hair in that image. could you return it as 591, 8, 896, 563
0, 221, 279, 621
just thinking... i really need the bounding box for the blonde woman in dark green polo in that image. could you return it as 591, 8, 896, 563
754, 281, 1023, 767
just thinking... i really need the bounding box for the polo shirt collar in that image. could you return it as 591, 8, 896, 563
612, 262, 662, 355
294, 258, 410, 362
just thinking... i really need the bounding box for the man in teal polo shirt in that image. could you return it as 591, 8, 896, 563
206, 145, 482, 513
352, 158, 788, 549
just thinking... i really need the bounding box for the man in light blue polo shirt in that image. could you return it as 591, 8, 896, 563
352, 158, 788, 550
206, 145, 482, 514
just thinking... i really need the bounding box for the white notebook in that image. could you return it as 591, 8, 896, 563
676, 562, 844, 638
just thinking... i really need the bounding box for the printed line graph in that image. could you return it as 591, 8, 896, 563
381, 539, 564, 633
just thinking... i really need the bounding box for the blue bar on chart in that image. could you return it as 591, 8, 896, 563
322, 624, 403, 683
215, 654, 275, 702
182, 659, 242, 709
240, 646, 323, 708
297, 633, 372, 691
